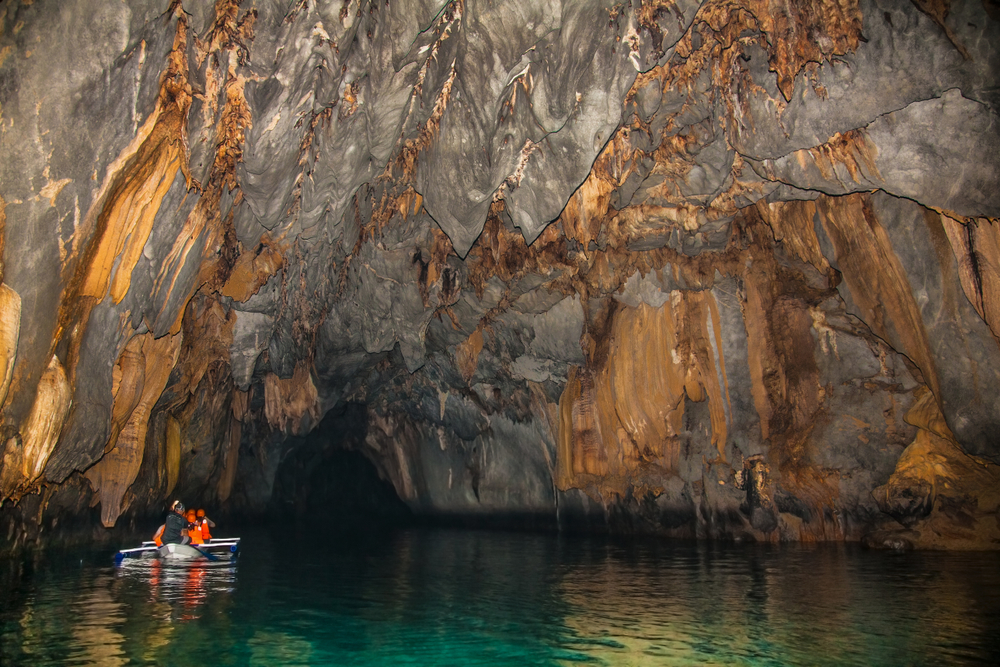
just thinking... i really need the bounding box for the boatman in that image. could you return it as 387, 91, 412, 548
161, 500, 190, 545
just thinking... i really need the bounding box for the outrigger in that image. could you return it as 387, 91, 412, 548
115, 537, 241, 564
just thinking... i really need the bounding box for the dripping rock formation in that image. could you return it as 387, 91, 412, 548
1, 0, 999, 552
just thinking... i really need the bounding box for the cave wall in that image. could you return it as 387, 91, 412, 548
1, 0, 999, 551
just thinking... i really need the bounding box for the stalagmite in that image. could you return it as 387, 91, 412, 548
871, 389, 1000, 549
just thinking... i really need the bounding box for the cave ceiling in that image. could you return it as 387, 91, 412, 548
1, 0, 999, 549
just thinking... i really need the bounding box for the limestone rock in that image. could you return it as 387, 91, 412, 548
0, 0, 998, 550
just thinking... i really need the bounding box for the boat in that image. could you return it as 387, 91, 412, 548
115, 537, 241, 564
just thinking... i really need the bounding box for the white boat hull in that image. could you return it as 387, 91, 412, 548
158, 543, 209, 560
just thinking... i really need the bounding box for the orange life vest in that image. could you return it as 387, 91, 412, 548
200, 520, 212, 541
153, 524, 165, 547
187, 520, 204, 545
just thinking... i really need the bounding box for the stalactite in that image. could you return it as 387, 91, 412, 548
0, 284, 19, 410
633, 0, 862, 108
609, 294, 730, 462
220, 237, 285, 302
218, 415, 240, 502
1, 359, 70, 504
263, 361, 319, 435
85, 333, 181, 527
107, 336, 145, 455
756, 200, 833, 278
754, 129, 882, 187
941, 214, 1000, 343
816, 195, 941, 399
163, 414, 181, 499
71, 4, 192, 307
455, 329, 484, 384
0, 198, 19, 410
556, 292, 731, 497
178, 296, 236, 396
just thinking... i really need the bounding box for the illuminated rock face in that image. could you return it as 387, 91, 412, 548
0, 0, 998, 549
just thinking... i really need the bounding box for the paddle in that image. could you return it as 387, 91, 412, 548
114, 545, 160, 563
118, 544, 160, 556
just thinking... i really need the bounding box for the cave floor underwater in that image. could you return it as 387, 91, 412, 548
2, 525, 999, 666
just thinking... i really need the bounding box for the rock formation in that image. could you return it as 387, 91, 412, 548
1, 0, 999, 551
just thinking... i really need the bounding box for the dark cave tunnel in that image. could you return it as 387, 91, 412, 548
267, 404, 413, 530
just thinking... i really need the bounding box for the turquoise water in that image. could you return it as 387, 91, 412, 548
2, 528, 999, 665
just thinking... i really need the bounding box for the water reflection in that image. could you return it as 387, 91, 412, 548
556, 541, 1000, 665
68, 573, 128, 666
116, 558, 237, 620
248, 630, 316, 666
0, 552, 237, 666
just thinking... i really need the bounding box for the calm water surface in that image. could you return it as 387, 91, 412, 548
2, 528, 999, 666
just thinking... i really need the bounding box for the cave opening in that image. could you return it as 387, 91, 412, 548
267, 404, 413, 530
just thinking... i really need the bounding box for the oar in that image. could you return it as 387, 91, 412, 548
114, 544, 160, 563
198, 548, 220, 562
118, 544, 160, 555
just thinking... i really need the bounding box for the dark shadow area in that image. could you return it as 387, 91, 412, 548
0, 474, 153, 559
268, 404, 413, 530
414, 510, 558, 533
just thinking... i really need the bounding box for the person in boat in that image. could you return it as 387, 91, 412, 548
152, 523, 165, 547
196, 508, 215, 541
161, 500, 191, 545
186, 509, 205, 545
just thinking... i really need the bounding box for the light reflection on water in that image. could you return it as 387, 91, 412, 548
2, 529, 999, 666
